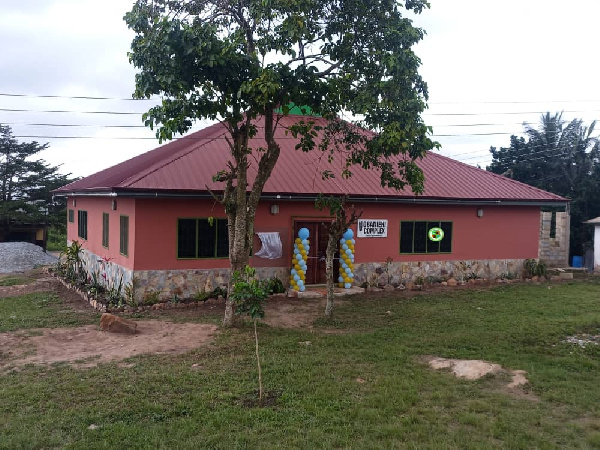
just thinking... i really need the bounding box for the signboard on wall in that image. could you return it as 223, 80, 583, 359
357, 219, 388, 238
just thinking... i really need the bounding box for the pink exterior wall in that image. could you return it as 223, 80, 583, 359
66, 196, 136, 269
132, 198, 540, 270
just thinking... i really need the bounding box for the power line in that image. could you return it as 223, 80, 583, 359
4, 91, 600, 106
0, 93, 154, 101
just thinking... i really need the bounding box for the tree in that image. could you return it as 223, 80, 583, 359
488, 113, 600, 256
316, 195, 361, 319
0, 124, 74, 240
125, 0, 438, 326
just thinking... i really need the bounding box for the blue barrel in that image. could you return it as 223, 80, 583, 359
572, 256, 584, 268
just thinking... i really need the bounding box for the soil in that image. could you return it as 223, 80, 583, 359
0, 321, 217, 370
422, 355, 537, 400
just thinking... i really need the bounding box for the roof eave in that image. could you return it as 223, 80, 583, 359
53, 188, 568, 207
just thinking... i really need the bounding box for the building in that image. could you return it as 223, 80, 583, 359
54, 115, 568, 302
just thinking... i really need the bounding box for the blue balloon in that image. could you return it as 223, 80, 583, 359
304, 245, 310, 252
342, 244, 348, 251
344, 282, 351, 289
291, 269, 297, 275
340, 238, 345, 244
293, 274, 300, 281
341, 262, 347, 269
301, 239, 308, 246
296, 253, 303, 261
351, 239, 356, 245
298, 228, 310, 240
299, 284, 306, 292
345, 248, 352, 255
294, 248, 299, 254
297, 279, 304, 286
338, 276, 344, 283
345, 267, 351, 274
343, 229, 354, 240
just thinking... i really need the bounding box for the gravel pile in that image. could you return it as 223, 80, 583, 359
0, 242, 58, 273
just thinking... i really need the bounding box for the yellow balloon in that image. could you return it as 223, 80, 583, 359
298, 270, 304, 277
295, 238, 301, 244
300, 250, 307, 257
295, 264, 301, 271
338, 283, 344, 288
293, 285, 300, 291
297, 243, 304, 251
346, 239, 352, 245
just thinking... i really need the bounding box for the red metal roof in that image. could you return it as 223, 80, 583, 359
55, 115, 567, 203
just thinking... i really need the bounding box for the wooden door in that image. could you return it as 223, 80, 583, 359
294, 220, 339, 285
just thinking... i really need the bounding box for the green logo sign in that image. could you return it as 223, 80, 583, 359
428, 227, 444, 242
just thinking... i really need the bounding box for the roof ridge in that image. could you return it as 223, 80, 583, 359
119, 123, 229, 188
425, 151, 568, 201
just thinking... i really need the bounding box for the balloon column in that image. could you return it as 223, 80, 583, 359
290, 228, 310, 292
338, 229, 355, 289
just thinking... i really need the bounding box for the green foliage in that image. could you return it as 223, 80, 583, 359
0, 124, 76, 234
124, 278, 139, 307
143, 291, 160, 306
46, 226, 67, 251
488, 113, 600, 255
57, 240, 83, 282
230, 266, 268, 320
262, 277, 286, 295
524, 259, 547, 278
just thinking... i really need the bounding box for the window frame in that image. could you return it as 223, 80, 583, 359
102, 212, 110, 249
68, 209, 74, 223
119, 215, 129, 257
177, 217, 229, 260
77, 210, 88, 240
399, 220, 453, 255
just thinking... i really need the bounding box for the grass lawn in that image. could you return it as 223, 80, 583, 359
2, 280, 600, 448
0, 275, 33, 287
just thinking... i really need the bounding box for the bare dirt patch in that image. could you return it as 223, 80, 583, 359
263, 297, 324, 329
0, 320, 217, 369
423, 356, 537, 400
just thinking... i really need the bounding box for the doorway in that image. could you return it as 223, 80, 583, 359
293, 220, 339, 285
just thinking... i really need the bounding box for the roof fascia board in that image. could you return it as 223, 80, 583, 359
54, 189, 568, 207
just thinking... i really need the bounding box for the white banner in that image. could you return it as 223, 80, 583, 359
357, 219, 388, 238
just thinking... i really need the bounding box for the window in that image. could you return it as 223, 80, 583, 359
68, 209, 74, 223
177, 218, 229, 259
102, 213, 109, 248
77, 210, 88, 240
400, 221, 452, 254
120, 215, 129, 256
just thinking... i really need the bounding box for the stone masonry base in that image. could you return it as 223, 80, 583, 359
74, 245, 525, 303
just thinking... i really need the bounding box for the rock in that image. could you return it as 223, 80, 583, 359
88, 424, 99, 430
531, 276, 539, 282
100, 313, 138, 334
559, 272, 574, 280
396, 284, 406, 290
287, 289, 298, 298
468, 279, 476, 284
447, 278, 458, 287
383, 284, 395, 292
441, 281, 448, 286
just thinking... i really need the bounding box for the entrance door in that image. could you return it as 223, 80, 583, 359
294, 220, 339, 284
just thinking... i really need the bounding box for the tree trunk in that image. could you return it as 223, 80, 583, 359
324, 228, 338, 319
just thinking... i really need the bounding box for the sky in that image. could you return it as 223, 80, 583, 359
1, 0, 599, 178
